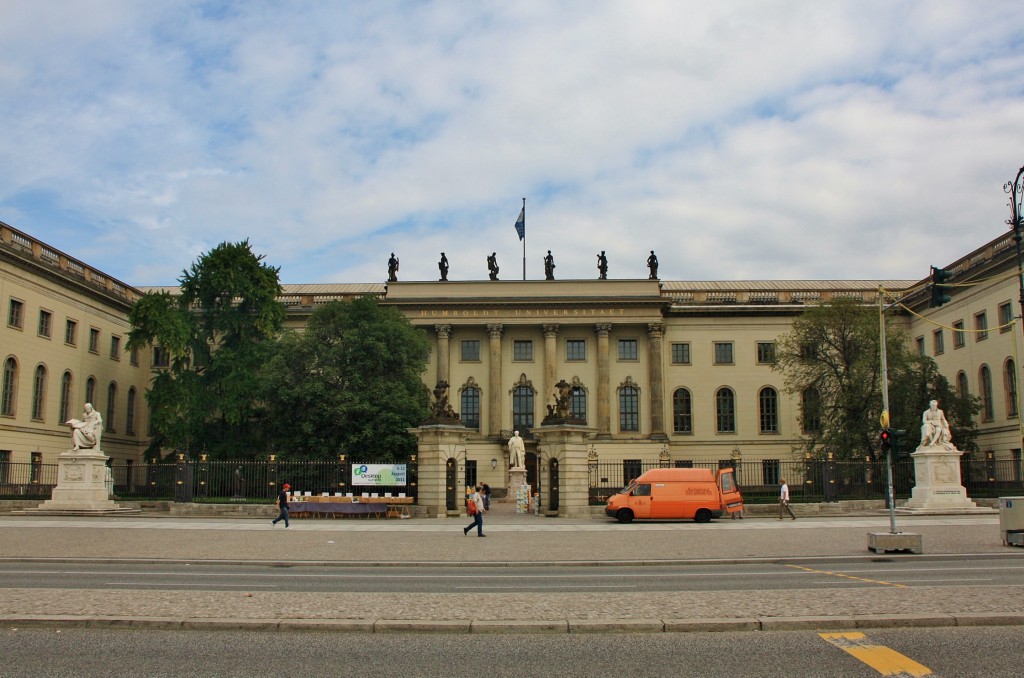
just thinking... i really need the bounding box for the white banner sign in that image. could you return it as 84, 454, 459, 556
351, 464, 407, 486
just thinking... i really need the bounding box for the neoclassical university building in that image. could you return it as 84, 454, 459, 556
3, 219, 1023, 506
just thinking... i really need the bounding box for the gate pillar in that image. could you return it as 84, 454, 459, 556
534, 424, 595, 518
410, 424, 471, 518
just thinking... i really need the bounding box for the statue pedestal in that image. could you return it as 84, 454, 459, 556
27, 449, 139, 515
508, 468, 530, 514
899, 445, 990, 514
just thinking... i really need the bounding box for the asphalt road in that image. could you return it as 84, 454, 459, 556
3, 557, 1023, 594
1, 626, 1021, 677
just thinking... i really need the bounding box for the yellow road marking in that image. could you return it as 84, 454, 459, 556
787, 564, 906, 587
820, 632, 932, 677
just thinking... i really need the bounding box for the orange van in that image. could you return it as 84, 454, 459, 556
604, 467, 743, 523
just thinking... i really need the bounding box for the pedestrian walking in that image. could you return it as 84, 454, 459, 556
779, 479, 796, 520
481, 483, 491, 511
463, 486, 486, 537
272, 483, 291, 527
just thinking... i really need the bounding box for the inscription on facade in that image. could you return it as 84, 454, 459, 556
417, 308, 628, 319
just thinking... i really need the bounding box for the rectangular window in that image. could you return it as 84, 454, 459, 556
460, 387, 480, 430
65, 319, 77, 345
999, 302, 1013, 333
565, 339, 586, 361
513, 340, 533, 361
617, 339, 638, 361
460, 340, 480, 362
953, 320, 965, 348
714, 342, 734, 365
152, 346, 170, 368
110, 336, 120, 360
975, 312, 988, 342
671, 342, 690, 365
762, 459, 780, 486
464, 460, 477, 489
0, 450, 9, 483
622, 459, 644, 486
756, 341, 776, 364
7, 299, 23, 328
129, 347, 139, 366
88, 327, 99, 353
933, 329, 944, 356
38, 310, 52, 338
915, 336, 925, 356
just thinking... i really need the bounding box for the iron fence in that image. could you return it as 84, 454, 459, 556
587, 456, 1023, 505
0, 458, 418, 503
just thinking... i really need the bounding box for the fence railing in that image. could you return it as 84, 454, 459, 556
587, 457, 1024, 505
0, 459, 418, 503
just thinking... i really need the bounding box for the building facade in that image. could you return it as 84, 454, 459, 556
5, 218, 1023, 507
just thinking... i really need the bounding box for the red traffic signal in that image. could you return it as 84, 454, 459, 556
880, 429, 892, 452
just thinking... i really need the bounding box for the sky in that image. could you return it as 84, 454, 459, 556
1, 1, 1023, 287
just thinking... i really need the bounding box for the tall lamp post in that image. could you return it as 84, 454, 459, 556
1006, 165, 1024, 343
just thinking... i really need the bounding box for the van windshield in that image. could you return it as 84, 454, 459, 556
618, 482, 637, 496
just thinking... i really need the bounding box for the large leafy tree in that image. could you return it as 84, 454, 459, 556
774, 297, 978, 460
127, 241, 284, 459
261, 296, 431, 462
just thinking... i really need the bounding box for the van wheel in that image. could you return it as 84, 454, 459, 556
616, 508, 634, 523
694, 509, 712, 523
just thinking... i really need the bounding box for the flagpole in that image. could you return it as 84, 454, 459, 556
521, 197, 526, 281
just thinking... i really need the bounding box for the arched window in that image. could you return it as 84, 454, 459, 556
980, 365, 994, 422
801, 386, 822, 434
31, 365, 47, 421
460, 386, 480, 430
126, 387, 137, 435
1005, 360, 1018, 418
619, 386, 639, 432
512, 385, 534, 429
106, 382, 117, 432
759, 386, 779, 433
672, 388, 692, 434
570, 386, 587, 423
59, 371, 73, 423
85, 376, 96, 406
1, 357, 17, 416
956, 371, 969, 399
716, 387, 736, 433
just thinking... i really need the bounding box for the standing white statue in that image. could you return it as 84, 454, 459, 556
920, 399, 952, 448
507, 430, 526, 469
67, 403, 103, 450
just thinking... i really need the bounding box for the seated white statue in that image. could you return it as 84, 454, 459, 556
920, 399, 952, 448
67, 403, 103, 450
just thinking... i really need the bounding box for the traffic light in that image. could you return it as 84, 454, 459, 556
929, 266, 952, 307
880, 429, 892, 454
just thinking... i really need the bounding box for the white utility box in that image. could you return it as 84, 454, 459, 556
998, 496, 1024, 546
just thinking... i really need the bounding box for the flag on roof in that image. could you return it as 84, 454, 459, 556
514, 206, 525, 240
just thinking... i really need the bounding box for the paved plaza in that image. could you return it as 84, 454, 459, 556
0, 510, 1021, 633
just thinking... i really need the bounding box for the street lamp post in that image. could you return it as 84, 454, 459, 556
1004, 165, 1024, 447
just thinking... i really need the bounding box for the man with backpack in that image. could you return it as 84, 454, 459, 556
462, 486, 486, 537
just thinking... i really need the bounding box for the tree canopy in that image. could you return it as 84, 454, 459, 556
774, 297, 979, 460
260, 296, 431, 462
127, 240, 284, 459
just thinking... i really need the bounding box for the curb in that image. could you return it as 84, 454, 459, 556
4, 613, 1023, 634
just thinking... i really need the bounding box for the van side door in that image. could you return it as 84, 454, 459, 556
629, 483, 653, 519
717, 468, 744, 514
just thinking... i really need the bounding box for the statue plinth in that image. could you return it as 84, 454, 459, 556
900, 444, 990, 514
26, 448, 139, 515
508, 467, 530, 514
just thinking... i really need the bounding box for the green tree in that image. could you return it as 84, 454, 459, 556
261, 296, 431, 462
127, 241, 284, 459
774, 297, 978, 460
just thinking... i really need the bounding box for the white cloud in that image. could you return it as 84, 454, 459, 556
0, 1, 1022, 286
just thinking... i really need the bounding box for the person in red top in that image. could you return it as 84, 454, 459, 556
272, 483, 291, 528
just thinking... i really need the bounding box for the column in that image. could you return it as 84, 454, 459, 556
543, 324, 559, 409
487, 323, 503, 437
647, 322, 666, 439
434, 324, 451, 386
595, 323, 612, 437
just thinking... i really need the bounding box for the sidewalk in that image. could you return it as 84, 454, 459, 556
1, 512, 1022, 633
